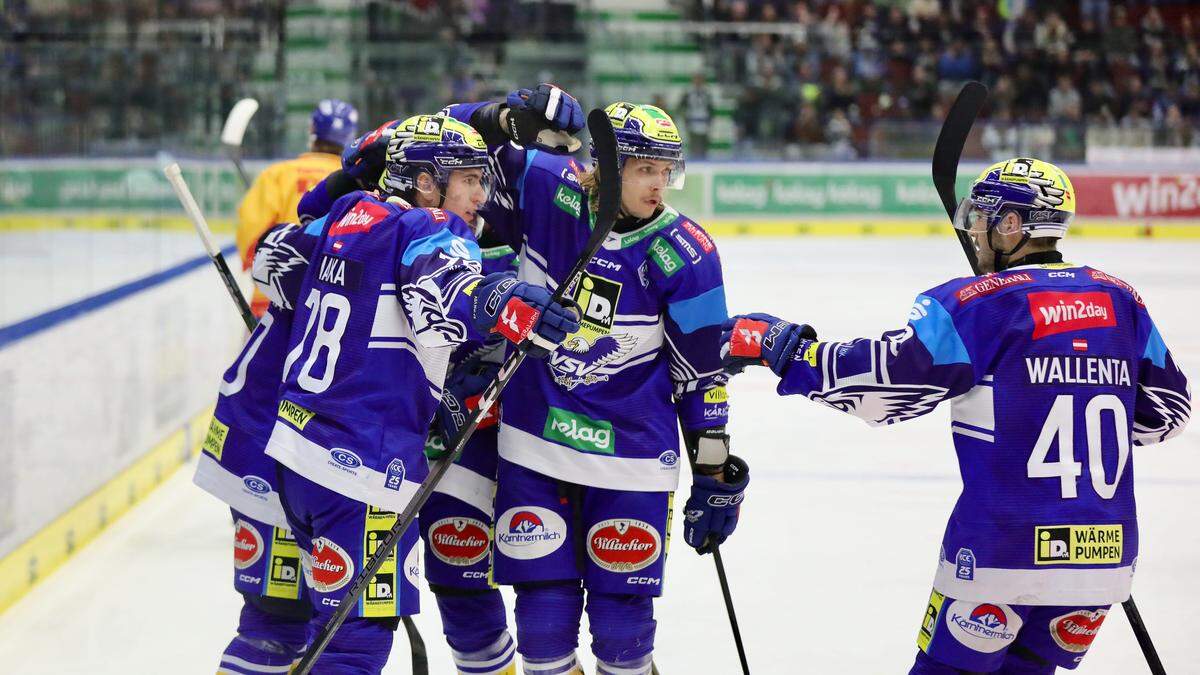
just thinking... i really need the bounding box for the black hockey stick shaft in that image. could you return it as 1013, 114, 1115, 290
683, 433, 751, 674
712, 546, 750, 674
293, 109, 621, 675
229, 149, 252, 190
163, 163, 258, 331
1123, 597, 1167, 674
932, 81, 988, 276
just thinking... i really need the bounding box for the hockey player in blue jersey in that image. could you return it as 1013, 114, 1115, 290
263, 114, 580, 674
444, 87, 748, 675
720, 158, 1191, 674
197, 219, 323, 675
296, 115, 525, 675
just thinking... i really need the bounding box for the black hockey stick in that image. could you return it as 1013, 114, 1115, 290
1123, 597, 1167, 674
293, 108, 621, 674
931, 81, 988, 276
712, 546, 750, 674
682, 436, 750, 674
163, 162, 258, 331
221, 98, 259, 189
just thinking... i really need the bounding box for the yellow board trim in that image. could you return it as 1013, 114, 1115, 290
0, 406, 213, 615
0, 214, 235, 234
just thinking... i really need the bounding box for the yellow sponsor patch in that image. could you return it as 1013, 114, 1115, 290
277, 400, 315, 430
917, 589, 945, 652
202, 417, 229, 460
265, 528, 302, 600
362, 507, 398, 617
703, 386, 728, 404
801, 342, 819, 367
463, 279, 479, 296
1034, 525, 1123, 565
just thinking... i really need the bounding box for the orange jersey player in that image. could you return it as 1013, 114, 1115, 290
235, 99, 358, 316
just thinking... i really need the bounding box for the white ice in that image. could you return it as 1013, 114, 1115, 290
0, 237, 1196, 674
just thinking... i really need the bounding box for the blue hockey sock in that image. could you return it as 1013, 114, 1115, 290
302, 617, 396, 674
218, 600, 307, 674
585, 592, 656, 665
435, 590, 515, 674
514, 582, 584, 662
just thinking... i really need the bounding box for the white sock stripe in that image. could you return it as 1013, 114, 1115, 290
523, 651, 578, 673
218, 654, 295, 673
454, 639, 516, 669
545, 87, 562, 122
596, 656, 653, 675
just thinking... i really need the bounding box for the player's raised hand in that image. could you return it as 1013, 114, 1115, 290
471, 272, 580, 358
684, 455, 749, 554
504, 83, 584, 150
342, 118, 401, 186
720, 313, 816, 376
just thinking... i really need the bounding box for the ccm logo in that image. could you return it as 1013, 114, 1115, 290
707, 493, 745, 507
627, 576, 661, 586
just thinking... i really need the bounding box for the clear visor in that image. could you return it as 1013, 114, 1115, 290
621, 154, 686, 190
952, 198, 993, 234
418, 164, 495, 204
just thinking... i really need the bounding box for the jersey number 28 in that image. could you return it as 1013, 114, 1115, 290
284, 289, 351, 393
1027, 394, 1131, 499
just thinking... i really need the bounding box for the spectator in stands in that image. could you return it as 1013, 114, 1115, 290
937, 39, 978, 82
678, 73, 714, 159
1048, 74, 1082, 122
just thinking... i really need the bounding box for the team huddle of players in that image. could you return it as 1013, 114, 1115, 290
201, 86, 1190, 675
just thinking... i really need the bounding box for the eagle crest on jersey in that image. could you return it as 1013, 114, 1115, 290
808, 383, 949, 426
401, 248, 481, 348
251, 223, 309, 310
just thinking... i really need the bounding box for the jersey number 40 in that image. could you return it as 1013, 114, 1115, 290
1027, 394, 1130, 500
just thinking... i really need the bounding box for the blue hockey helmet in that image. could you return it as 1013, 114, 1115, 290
311, 99, 359, 148
379, 114, 493, 200
591, 102, 686, 189
954, 158, 1076, 240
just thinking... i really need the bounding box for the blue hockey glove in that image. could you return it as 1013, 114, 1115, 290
505, 84, 584, 151
683, 455, 749, 554
342, 119, 400, 186
434, 356, 502, 450
720, 313, 816, 376
472, 273, 580, 359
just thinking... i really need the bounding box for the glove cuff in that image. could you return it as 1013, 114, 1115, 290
469, 103, 511, 146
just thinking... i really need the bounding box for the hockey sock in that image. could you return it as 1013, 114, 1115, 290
514, 581, 584, 671
302, 616, 397, 675
596, 652, 654, 675
434, 588, 516, 674
217, 600, 307, 674
585, 592, 656, 667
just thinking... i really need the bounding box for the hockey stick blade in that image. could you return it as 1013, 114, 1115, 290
293, 110, 621, 674
932, 81, 987, 276
163, 162, 256, 331
221, 98, 259, 147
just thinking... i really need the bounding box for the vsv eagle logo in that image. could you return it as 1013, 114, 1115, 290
550, 272, 636, 390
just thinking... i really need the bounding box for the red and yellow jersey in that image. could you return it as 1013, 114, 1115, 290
236, 152, 341, 315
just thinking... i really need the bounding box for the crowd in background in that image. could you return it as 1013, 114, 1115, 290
681, 0, 1200, 157
2, 0, 1199, 158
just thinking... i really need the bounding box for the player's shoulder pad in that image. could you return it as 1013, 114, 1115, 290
526, 150, 585, 194
933, 268, 1043, 309
642, 208, 720, 282
1081, 266, 1146, 306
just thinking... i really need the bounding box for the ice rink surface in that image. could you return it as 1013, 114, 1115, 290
0, 236, 1196, 674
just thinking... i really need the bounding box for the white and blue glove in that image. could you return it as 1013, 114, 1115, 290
505, 83, 584, 152
683, 455, 749, 555
720, 313, 817, 376
471, 272, 580, 359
